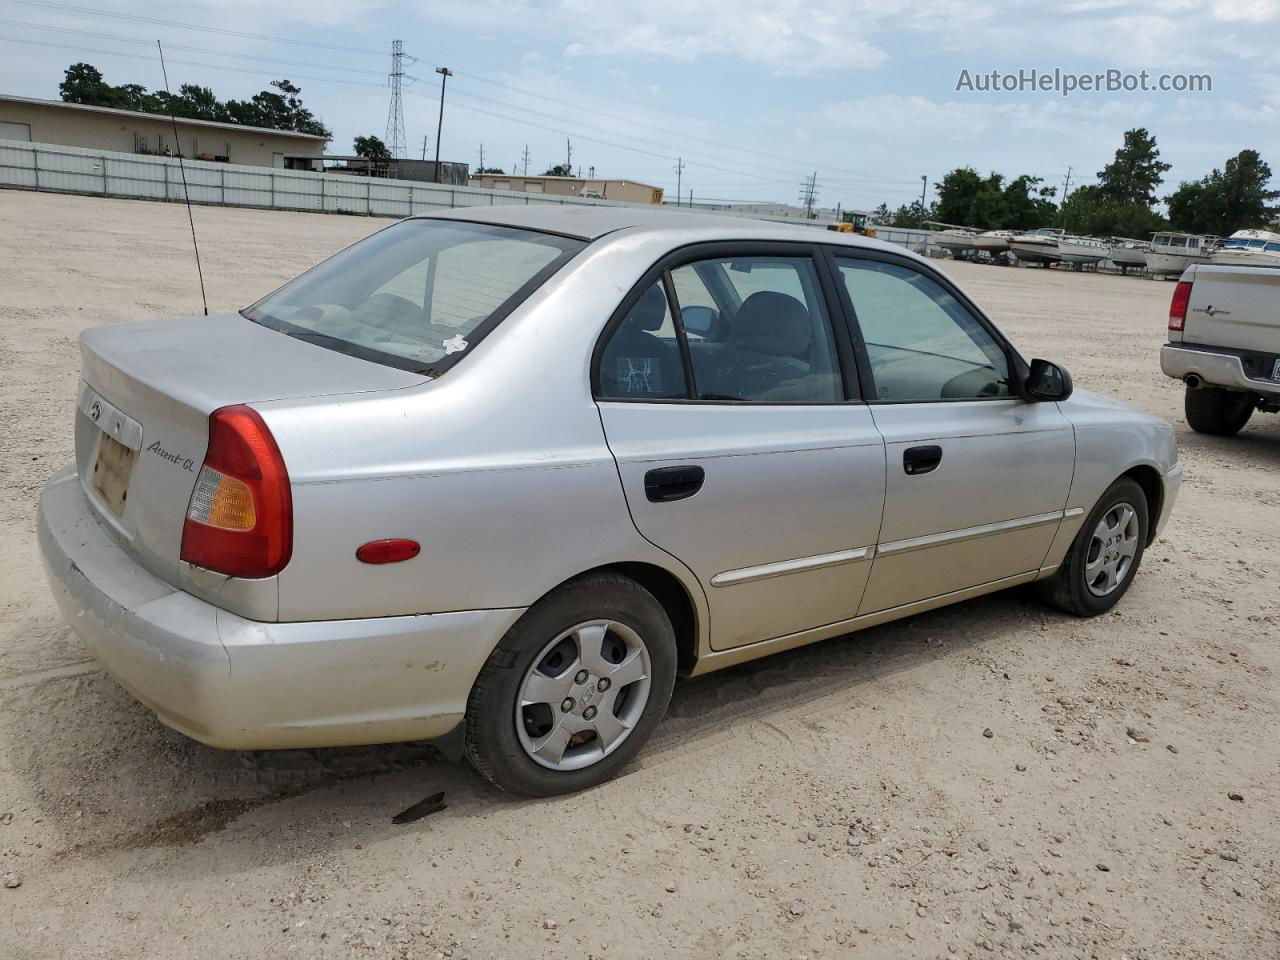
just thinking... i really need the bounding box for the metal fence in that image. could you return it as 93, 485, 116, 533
0, 138, 660, 217
0, 138, 943, 254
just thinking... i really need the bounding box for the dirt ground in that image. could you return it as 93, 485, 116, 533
2, 190, 1278, 960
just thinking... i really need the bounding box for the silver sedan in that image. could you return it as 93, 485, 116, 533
38, 207, 1182, 795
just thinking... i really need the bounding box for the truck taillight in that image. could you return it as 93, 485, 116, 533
181, 405, 292, 578
1168, 280, 1192, 332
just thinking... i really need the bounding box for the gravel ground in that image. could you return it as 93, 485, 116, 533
1, 190, 1278, 960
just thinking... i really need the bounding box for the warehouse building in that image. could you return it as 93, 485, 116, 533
0, 94, 328, 168
468, 172, 663, 205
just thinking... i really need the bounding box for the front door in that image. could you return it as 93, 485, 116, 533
595, 247, 886, 650
829, 253, 1075, 613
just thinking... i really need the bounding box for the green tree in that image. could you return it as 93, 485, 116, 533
59, 63, 329, 140
997, 175, 1057, 230
59, 62, 112, 104
475, 166, 505, 174
353, 134, 391, 160
870, 202, 890, 224
1096, 128, 1170, 207
1060, 184, 1167, 238
932, 166, 986, 226
541, 163, 573, 176
889, 200, 931, 228
1167, 150, 1278, 235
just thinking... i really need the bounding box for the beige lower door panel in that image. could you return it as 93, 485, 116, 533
859, 516, 1063, 612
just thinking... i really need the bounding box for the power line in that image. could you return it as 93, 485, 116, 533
0, 35, 389, 89
3, 0, 386, 55
0, 18, 388, 75
440, 67, 930, 186
412, 79, 919, 190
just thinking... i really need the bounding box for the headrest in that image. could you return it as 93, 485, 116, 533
626, 284, 668, 332
733, 291, 811, 356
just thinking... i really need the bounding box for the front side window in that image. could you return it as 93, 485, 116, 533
836, 259, 1011, 402
243, 219, 583, 374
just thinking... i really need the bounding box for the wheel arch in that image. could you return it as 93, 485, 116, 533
552, 561, 703, 675
1120, 464, 1163, 546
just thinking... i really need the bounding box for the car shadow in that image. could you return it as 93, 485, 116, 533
14, 587, 1047, 865
1174, 416, 1280, 470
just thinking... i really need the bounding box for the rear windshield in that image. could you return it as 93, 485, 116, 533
243, 219, 585, 374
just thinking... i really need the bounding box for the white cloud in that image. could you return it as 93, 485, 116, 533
1211, 0, 1280, 20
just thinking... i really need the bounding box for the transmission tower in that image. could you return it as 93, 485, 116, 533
799, 172, 819, 219
385, 39, 406, 159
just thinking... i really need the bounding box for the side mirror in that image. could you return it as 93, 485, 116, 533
681, 305, 718, 337
1025, 358, 1073, 402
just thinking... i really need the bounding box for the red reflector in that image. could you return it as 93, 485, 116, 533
356, 539, 421, 564
1169, 280, 1192, 331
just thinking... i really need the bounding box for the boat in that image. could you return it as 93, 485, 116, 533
932, 227, 979, 257
1210, 229, 1280, 267
1009, 227, 1064, 265
973, 230, 1016, 254
1107, 237, 1150, 273
1145, 232, 1217, 277
1056, 235, 1112, 267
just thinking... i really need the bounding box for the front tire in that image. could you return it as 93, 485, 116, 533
1040, 478, 1148, 617
464, 572, 677, 797
1185, 385, 1255, 436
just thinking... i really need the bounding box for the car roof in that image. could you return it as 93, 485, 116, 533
416, 204, 907, 256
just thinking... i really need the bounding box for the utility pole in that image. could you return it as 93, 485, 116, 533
433, 66, 452, 183
1060, 165, 1073, 225
799, 172, 819, 219
522, 144, 530, 175
565, 138, 572, 172
421, 134, 427, 161
674, 157, 685, 207
920, 174, 927, 211
384, 40, 406, 159
478, 143, 485, 173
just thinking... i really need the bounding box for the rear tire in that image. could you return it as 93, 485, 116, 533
1040, 478, 1148, 617
464, 572, 677, 797
1185, 385, 1254, 436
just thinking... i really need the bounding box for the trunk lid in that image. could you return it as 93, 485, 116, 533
75, 312, 426, 587
1181, 265, 1280, 353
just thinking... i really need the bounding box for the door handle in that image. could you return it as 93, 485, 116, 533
903, 445, 942, 476
644, 465, 705, 503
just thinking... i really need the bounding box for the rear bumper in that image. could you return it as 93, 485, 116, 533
1161, 343, 1280, 398
37, 466, 525, 749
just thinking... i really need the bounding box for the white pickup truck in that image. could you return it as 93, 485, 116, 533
1161, 263, 1280, 435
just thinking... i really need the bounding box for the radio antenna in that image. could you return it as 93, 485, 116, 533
157, 40, 208, 316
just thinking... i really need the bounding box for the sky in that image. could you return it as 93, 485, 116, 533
0, 0, 1276, 213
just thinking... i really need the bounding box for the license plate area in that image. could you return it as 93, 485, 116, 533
93, 432, 136, 518
1272, 358, 1280, 382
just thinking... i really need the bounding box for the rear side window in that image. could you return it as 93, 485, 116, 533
244, 219, 583, 374
597, 281, 688, 400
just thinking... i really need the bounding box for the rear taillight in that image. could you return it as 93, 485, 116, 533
181, 404, 292, 578
1169, 280, 1192, 331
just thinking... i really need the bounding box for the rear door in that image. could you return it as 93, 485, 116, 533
828, 250, 1075, 613
595, 243, 886, 651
